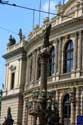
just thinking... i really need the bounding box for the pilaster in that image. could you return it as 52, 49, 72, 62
5, 63, 9, 91
55, 38, 59, 73
26, 57, 29, 86
73, 32, 78, 71
81, 31, 83, 70
56, 89, 59, 102
75, 87, 80, 124
32, 52, 36, 82
35, 48, 40, 80
22, 100, 28, 125
71, 102, 75, 125
77, 31, 82, 70
70, 88, 76, 125
58, 93, 62, 125
27, 56, 30, 84
76, 30, 82, 77
34, 50, 37, 81
58, 37, 62, 74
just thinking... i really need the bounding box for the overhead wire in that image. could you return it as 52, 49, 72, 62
0, 25, 18, 35
39, 0, 41, 26
0, 1, 56, 15
0, 0, 74, 35
0, 0, 73, 20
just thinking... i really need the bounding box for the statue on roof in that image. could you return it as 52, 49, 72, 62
18, 28, 23, 41
7, 35, 16, 47
18, 28, 26, 41
43, 24, 51, 48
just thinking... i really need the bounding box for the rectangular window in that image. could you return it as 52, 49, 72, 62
10, 72, 15, 89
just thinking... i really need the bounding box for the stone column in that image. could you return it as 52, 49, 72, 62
35, 48, 40, 80
32, 52, 36, 82
27, 55, 30, 83
73, 32, 78, 71
77, 31, 82, 71
22, 100, 28, 125
71, 102, 75, 125
59, 93, 62, 125
38, 50, 49, 125
81, 31, 83, 70
58, 38, 62, 74
5, 63, 9, 91
70, 88, 76, 125
32, 116, 37, 125
40, 51, 49, 92
56, 89, 59, 102
61, 37, 65, 74
34, 49, 37, 81
29, 55, 32, 82
55, 39, 59, 73
75, 88, 80, 124
26, 57, 29, 86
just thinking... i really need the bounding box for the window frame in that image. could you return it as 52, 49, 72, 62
10, 72, 15, 90
64, 40, 73, 73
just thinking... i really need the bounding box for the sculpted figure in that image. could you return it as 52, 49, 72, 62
43, 24, 51, 48
2, 107, 14, 125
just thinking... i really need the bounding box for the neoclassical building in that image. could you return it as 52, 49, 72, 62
1, 0, 83, 125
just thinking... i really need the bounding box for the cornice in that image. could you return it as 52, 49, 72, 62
23, 17, 83, 56
25, 33, 43, 53
52, 16, 83, 32
3, 47, 26, 59
2, 92, 23, 101
3, 17, 83, 59
24, 77, 83, 96
50, 16, 83, 39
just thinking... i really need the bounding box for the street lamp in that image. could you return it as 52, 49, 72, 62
27, 23, 59, 125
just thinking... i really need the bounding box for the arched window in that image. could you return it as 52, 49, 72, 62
62, 94, 71, 118
64, 40, 73, 73
48, 47, 55, 76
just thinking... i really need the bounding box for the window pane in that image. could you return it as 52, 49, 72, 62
70, 60, 73, 71
63, 94, 71, 118
64, 40, 73, 73
70, 51, 73, 59
67, 61, 70, 72
11, 72, 15, 89
66, 52, 71, 59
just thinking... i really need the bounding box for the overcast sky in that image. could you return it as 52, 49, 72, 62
0, 0, 67, 89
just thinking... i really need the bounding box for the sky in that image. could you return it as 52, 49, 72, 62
0, 0, 68, 89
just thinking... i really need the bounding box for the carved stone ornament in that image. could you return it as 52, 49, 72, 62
43, 17, 49, 25
7, 35, 16, 47
70, 87, 76, 103
43, 23, 51, 48
28, 32, 33, 39
9, 65, 16, 71
33, 25, 39, 31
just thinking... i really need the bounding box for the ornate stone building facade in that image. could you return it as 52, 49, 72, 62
1, 0, 83, 125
